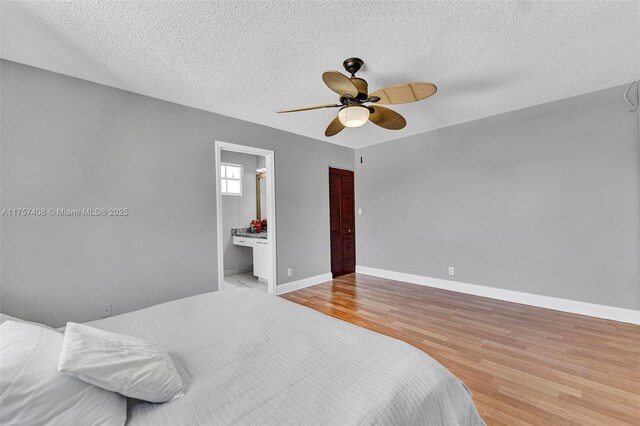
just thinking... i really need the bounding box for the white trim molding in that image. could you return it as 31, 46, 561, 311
277, 273, 333, 295
356, 266, 640, 325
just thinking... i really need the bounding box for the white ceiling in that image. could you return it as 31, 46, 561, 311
1, 1, 638, 148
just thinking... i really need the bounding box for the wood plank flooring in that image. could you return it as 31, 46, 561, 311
282, 273, 640, 425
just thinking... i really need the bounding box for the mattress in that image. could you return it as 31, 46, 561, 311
85, 288, 484, 425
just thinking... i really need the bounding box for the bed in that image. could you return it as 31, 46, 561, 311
83, 288, 484, 425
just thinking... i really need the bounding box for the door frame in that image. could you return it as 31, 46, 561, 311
215, 140, 277, 294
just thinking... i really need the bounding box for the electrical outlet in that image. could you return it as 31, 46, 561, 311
358, 208, 362, 215
101, 303, 112, 318
287, 268, 293, 277
448, 267, 455, 276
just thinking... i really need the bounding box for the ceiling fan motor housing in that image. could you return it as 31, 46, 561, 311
343, 57, 364, 75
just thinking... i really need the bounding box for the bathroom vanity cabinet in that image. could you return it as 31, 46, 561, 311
233, 235, 270, 282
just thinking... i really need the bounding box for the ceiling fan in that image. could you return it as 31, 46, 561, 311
277, 58, 437, 137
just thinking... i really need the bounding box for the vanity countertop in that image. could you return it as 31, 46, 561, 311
231, 228, 268, 240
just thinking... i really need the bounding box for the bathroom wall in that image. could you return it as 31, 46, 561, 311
221, 150, 260, 275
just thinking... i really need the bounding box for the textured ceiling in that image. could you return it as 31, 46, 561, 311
1, 1, 638, 148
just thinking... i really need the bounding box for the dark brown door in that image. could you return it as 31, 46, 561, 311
329, 168, 355, 277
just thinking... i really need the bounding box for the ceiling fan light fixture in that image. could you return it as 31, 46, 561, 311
338, 105, 370, 128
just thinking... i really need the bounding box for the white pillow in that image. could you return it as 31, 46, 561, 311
0, 321, 126, 426
0, 312, 58, 331
58, 322, 185, 403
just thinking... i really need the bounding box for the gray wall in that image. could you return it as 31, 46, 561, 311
2, 58, 636, 326
220, 150, 258, 275
355, 85, 640, 310
0, 60, 353, 327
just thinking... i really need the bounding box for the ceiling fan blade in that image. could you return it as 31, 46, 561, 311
277, 104, 340, 113
370, 82, 437, 104
322, 71, 359, 97
368, 105, 406, 130
325, 116, 345, 137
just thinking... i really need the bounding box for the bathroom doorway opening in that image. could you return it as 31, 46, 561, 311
215, 141, 277, 294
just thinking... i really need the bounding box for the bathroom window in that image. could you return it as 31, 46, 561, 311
221, 163, 243, 196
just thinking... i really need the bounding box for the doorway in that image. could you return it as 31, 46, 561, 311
215, 141, 277, 294
329, 167, 355, 277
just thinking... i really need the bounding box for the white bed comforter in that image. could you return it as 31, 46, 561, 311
85, 289, 484, 426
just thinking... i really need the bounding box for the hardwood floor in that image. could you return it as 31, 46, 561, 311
282, 273, 640, 426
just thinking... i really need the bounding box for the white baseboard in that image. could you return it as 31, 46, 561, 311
356, 265, 640, 325
277, 272, 333, 295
